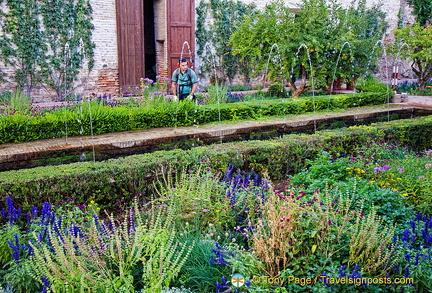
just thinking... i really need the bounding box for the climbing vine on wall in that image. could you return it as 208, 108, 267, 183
196, 0, 257, 85
407, 0, 432, 27
0, 0, 46, 96
0, 0, 95, 100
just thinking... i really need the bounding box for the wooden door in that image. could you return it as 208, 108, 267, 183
168, 0, 195, 79
116, 0, 145, 92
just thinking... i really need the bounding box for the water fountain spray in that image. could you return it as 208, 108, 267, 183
327, 42, 352, 109
204, 42, 224, 142
180, 41, 194, 68
263, 43, 283, 88
329, 41, 352, 95
291, 43, 317, 132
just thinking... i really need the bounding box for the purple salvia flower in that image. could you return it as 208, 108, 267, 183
410, 220, 416, 232
8, 233, 21, 264
5, 197, 22, 224
41, 276, 50, 292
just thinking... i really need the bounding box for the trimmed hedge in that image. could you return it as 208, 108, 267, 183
0, 92, 386, 144
0, 113, 431, 212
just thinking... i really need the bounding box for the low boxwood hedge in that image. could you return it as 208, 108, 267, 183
0, 92, 387, 144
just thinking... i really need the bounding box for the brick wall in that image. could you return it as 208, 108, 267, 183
84, 0, 119, 96
155, 0, 169, 79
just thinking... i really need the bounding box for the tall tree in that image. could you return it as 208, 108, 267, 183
229, 0, 387, 97
394, 23, 432, 89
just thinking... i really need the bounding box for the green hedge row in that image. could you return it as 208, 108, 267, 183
1, 112, 431, 212
0, 92, 386, 144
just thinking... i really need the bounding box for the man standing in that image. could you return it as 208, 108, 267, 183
171, 58, 198, 100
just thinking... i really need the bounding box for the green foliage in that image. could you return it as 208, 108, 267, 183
0, 224, 19, 266
393, 23, 432, 89
255, 185, 397, 282
171, 238, 230, 291
343, 1, 388, 79
26, 202, 194, 292
0, 0, 45, 96
356, 148, 432, 216
229, 0, 388, 97
205, 84, 229, 104
0, 0, 95, 100
355, 74, 389, 93
267, 84, 289, 99
0, 92, 385, 144
0, 91, 12, 105
288, 151, 417, 224
196, 0, 257, 84
9, 90, 31, 114
228, 84, 251, 92
1, 114, 432, 215
153, 166, 227, 227
407, 0, 432, 27
39, 0, 95, 100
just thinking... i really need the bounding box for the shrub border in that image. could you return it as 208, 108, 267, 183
0, 114, 431, 212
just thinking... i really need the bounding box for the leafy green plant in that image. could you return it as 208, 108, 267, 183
254, 183, 397, 281
0, 224, 19, 266
407, 0, 432, 27
267, 84, 289, 99
230, 0, 387, 98
348, 208, 397, 275
205, 85, 229, 104
0, 0, 95, 100
26, 202, 194, 292
0, 91, 12, 105
196, 0, 257, 84
394, 23, 432, 89
153, 165, 227, 227
0, 0, 45, 96
355, 74, 388, 93
228, 84, 251, 92
10, 90, 31, 114
0, 91, 387, 144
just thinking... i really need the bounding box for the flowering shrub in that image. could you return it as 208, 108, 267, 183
1, 143, 432, 292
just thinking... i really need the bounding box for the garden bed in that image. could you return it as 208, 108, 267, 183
1, 105, 431, 172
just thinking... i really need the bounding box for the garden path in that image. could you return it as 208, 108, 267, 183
1, 95, 432, 172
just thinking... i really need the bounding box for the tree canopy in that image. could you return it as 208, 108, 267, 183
229, 0, 387, 97
394, 23, 432, 89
